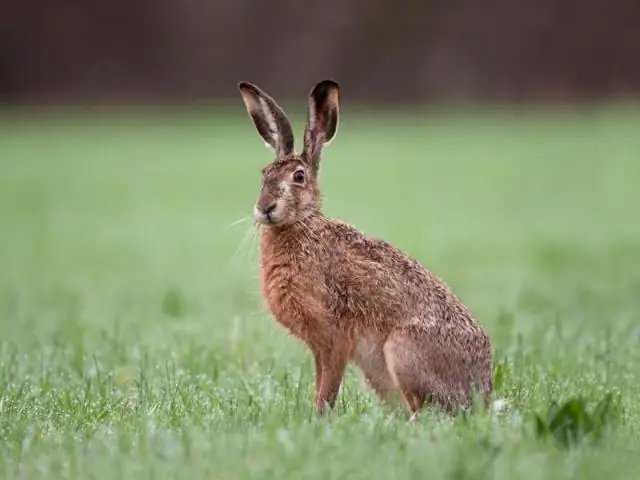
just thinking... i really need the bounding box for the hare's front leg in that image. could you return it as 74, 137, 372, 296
315, 338, 352, 414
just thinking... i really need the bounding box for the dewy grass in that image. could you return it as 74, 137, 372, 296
0, 106, 640, 479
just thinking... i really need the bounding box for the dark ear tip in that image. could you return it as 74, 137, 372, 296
310, 79, 340, 104
323, 79, 340, 87
238, 82, 263, 96
315, 79, 340, 90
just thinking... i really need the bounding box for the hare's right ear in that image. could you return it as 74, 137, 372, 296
238, 82, 294, 157
303, 80, 340, 177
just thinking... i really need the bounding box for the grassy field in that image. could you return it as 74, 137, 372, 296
1, 105, 639, 479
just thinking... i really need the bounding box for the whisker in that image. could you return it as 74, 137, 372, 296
248, 224, 260, 263
229, 223, 257, 267
294, 218, 315, 243
224, 216, 252, 230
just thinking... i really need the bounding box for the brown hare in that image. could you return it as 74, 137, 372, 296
238, 79, 493, 418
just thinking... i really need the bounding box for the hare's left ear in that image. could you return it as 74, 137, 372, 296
303, 80, 340, 177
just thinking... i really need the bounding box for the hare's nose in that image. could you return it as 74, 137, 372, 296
263, 203, 277, 219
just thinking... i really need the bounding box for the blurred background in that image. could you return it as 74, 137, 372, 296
1, 0, 639, 105
2, 3, 640, 476
1, 0, 639, 360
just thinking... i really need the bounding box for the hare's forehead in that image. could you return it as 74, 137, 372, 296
261, 156, 305, 177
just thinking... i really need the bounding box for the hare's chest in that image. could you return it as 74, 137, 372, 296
260, 258, 329, 340
260, 267, 296, 321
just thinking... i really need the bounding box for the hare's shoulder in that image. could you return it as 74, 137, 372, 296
323, 218, 417, 267
322, 217, 459, 299
319, 218, 434, 321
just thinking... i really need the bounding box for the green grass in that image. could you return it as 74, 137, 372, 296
1, 105, 640, 478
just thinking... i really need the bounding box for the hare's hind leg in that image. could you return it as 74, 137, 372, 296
351, 336, 404, 407
382, 328, 451, 418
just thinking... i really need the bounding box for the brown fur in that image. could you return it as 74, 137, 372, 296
238, 80, 493, 417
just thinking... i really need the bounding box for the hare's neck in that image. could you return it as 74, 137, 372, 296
259, 215, 324, 261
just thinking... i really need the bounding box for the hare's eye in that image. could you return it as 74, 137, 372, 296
293, 170, 305, 183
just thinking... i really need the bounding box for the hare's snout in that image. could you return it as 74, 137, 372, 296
254, 180, 291, 225
253, 202, 282, 225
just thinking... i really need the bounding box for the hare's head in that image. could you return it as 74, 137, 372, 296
238, 80, 339, 226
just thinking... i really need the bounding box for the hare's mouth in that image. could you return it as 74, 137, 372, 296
253, 203, 283, 226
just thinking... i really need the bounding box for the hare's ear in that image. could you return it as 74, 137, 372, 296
303, 80, 340, 176
238, 82, 294, 157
